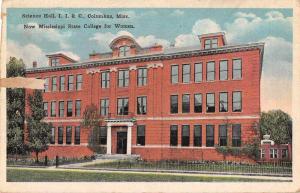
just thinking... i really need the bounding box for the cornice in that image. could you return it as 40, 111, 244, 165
25, 42, 264, 74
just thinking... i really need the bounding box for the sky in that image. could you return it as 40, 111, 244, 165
6, 8, 293, 114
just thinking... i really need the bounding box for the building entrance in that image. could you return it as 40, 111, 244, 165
117, 132, 127, 154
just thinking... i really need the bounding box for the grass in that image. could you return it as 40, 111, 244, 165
7, 168, 279, 182
84, 160, 292, 175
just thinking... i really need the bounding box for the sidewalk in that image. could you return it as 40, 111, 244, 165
8, 166, 292, 181
58, 159, 292, 179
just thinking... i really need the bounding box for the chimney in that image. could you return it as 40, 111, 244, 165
33, 61, 37, 68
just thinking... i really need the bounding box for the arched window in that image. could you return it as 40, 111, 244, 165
119, 46, 130, 57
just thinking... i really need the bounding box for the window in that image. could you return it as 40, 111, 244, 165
232, 124, 241, 147
67, 101, 73, 117
270, 149, 278, 159
206, 93, 215, 113
204, 39, 211, 49
182, 64, 190, 83
75, 126, 80, 145
101, 71, 110, 88
211, 38, 218, 48
99, 126, 107, 145
43, 102, 48, 117
170, 95, 178, 114
76, 74, 83, 90
137, 125, 145, 146
194, 94, 202, 113
194, 125, 202, 147
181, 125, 190, 146
50, 127, 55, 144
59, 101, 64, 117
75, 100, 81, 117
68, 75, 74, 91
117, 98, 129, 115
66, 126, 72, 145
119, 46, 130, 57
233, 91, 242, 112
260, 149, 265, 159
170, 125, 178, 146
51, 101, 56, 117
44, 78, 49, 92
137, 96, 147, 115
118, 70, 129, 87
219, 92, 228, 112
171, 65, 179, 84
52, 77, 57, 92
204, 39, 218, 49
60, 76, 65, 91
51, 58, 59, 66
100, 99, 109, 116
206, 61, 215, 81
137, 68, 147, 86
219, 125, 227, 146
233, 59, 242, 79
206, 125, 214, 147
194, 63, 202, 82
282, 149, 288, 159
219, 60, 228, 80
182, 94, 190, 113
58, 127, 63, 144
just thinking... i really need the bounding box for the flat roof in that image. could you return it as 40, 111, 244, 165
26, 42, 264, 73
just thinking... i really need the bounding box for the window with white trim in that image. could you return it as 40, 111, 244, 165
137, 68, 147, 86
171, 65, 179, 84
233, 59, 242, 80
137, 125, 146, 146
194, 63, 202, 82
117, 98, 129, 115
119, 46, 130, 57
270, 149, 278, 159
52, 77, 57, 92
219, 60, 228, 80
100, 99, 109, 116
206, 61, 215, 81
118, 70, 129, 87
182, 64, 190, 83
101, 71, 110, 88
219, 92, 228, 112
137, 96, 147, 115
233, 91, 242, 112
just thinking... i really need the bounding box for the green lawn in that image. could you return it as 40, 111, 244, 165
7, 168, 278, 182
84, 160, 292, 175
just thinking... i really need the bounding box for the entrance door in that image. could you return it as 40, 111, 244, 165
117, 132, 127, 154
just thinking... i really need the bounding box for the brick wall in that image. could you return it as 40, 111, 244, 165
24, 36, 262, 161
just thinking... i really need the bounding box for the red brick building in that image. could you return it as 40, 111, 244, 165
259, 135, 292, 162
25, 32, 265, 161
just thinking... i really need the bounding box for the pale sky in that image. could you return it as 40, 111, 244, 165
6, 8, 293, 115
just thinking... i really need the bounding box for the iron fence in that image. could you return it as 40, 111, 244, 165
89, 160, 292, 176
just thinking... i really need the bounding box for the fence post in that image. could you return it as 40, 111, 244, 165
44, 156, 48, 166
56, 155, 59, 168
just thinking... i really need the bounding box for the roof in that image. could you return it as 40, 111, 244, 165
198, 32, 227, 45
46, 52, 78, 63
26, 42, 264, 73
109, 35, 142, 50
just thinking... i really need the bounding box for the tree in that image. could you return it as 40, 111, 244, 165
259, 110, 292, 144
81, 104, 103, 153
27, 90, 52, 162
6, 57, 27, 156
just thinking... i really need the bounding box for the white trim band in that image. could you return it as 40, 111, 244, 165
43, 115, 259, 123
